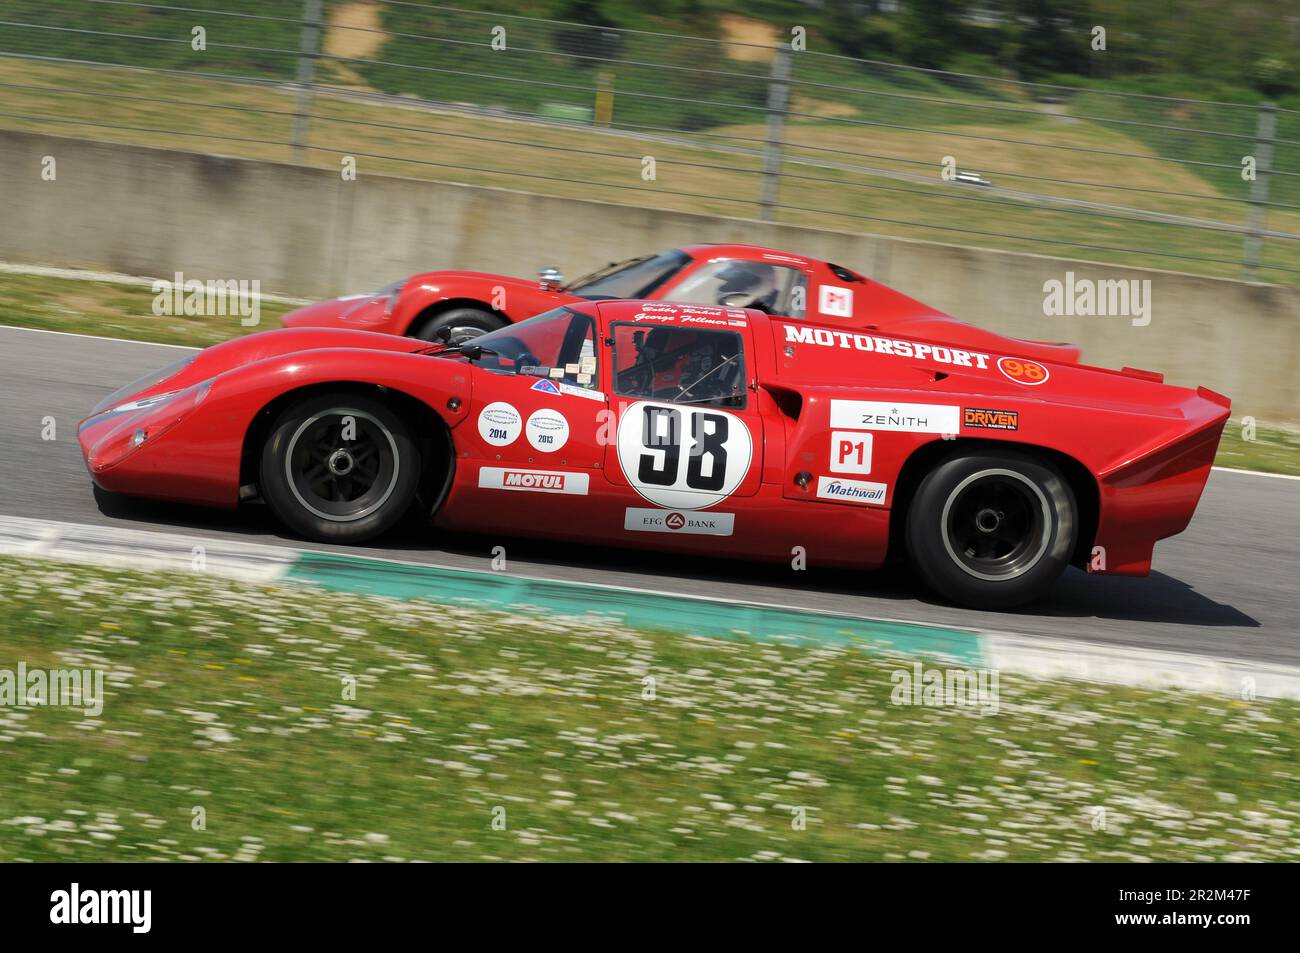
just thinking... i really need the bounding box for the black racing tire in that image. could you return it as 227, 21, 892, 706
409, 306, 505, 345
259, 392, 421, 543
905, 448, 1076, 610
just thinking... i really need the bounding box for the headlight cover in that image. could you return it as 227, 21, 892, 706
91, 355, 196, 416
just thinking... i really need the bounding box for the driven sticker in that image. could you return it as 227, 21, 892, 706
963, 407, 1020, 430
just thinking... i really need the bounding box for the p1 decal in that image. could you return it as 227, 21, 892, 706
624, 508, 735, 536
478, 467, 589, 495
477, 401, 522, 446
815, 476, 887, 505
997, 357, 1050, 386
616, 400, 753, 510
829, 400, 960, 434
830, 431, 872, 474
819, 285, 854, 317
526, 408, 569, 452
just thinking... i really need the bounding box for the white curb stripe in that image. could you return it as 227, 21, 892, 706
0, 514, 295, 583
984, 632, 1300, 701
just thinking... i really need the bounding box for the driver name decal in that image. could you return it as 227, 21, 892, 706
616, 401, 752, 510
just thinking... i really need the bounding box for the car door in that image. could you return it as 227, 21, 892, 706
437, 306, 610, 535
600, 305, 764, 541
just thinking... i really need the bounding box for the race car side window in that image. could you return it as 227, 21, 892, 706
664, 261, 806, 318
610, 323, 746, 409
465, 307, 599, 389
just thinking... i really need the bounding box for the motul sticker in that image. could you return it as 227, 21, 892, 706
477, 402, 522, 446
815, 477, 887, 505
478, 467, 589, 495
623, 508, 735, 536
818, 285, 854, 317
526, 408, 569, 452
963, 407, 1020, 431
830, 400, 960, 434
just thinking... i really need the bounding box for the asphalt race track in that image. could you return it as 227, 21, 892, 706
2, 325, 1297, 665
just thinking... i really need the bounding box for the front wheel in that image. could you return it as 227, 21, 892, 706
905, 449, 1076, 609
259, 393, 420, 542
409, 307, 505, 345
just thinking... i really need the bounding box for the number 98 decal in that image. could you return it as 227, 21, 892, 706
616, 401, 753, 509
997, 356, 1050, 386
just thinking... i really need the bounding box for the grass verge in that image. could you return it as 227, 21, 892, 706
0, 556, 1296, 861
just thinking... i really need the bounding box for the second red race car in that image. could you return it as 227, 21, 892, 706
280, 243, 1080, 365
81, 299, 1229, 609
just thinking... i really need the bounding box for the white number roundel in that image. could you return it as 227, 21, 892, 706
615, 401, 752, 509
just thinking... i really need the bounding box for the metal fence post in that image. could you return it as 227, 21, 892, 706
1243, 101, 1276, 280
291, 0, 323, 163
759, 45, 791, 222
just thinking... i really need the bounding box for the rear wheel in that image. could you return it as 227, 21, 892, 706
409, 306, 505, 345
905, 448, 1076, 609
259, 392, 420, 542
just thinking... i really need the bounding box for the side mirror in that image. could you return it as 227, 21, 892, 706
538, 267, 564, 291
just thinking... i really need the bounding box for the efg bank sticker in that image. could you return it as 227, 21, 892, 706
477, 401, 522, 446
526, 408, 569, 452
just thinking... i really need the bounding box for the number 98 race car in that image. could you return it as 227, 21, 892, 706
78, 300, 1230, 609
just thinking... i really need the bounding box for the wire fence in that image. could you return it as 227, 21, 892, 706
0, 0, 1297, 282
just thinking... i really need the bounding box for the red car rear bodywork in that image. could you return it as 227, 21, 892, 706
82, 297, 1228, 606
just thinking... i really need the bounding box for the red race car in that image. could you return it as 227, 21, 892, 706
81, 299, 1229, 608
281, 243, 1079, 363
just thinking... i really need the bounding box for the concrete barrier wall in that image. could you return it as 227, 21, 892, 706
4, 129, 1298, 421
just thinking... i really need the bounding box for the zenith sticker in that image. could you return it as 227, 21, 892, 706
829, 400, 960, 434
525, 408, 569, 452
818, 285, 854, 317
624, 508, 735, 536
997, 357, 1050, 386
830, 431, 873, 474
815, 476, 887, 506
478, 467, 589, 495
784, 324, 991, 369
477, 401, 522, 446
963, 407, 1020, 431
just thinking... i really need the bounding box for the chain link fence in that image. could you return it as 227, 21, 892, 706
1, 0, 1297, 282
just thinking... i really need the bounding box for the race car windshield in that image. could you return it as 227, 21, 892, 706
566, 250, 690, 300
459, 307, 599, 390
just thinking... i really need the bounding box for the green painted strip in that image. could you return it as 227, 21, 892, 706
286, 552, 986, 665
